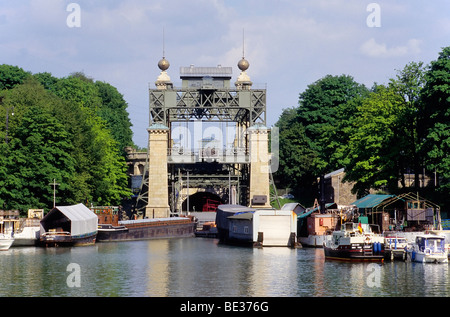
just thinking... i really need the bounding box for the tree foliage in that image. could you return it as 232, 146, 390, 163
343, 85, 407, 195
420, 47, 450, 194
275, 47, 450, 209
0, 67, 134, 214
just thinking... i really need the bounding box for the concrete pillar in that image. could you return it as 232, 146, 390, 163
145, 123, 170, 218
248, 124, 271, 208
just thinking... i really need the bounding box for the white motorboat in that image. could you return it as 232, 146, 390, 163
324, 222, 385, 262
408, 234, 448, 263
0, 233, 14, 251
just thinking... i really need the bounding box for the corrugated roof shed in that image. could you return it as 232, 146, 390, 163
351, 194, 395, 209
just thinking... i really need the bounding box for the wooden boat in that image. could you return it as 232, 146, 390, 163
324, 222, 384, 262
39, 204, 98, 247
407, 234, 448, 263
194, 221, 218, 238
93, 206, 196, 242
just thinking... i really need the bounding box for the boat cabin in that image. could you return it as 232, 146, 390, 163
91, 206, 120, 226
415, 235, 446, 253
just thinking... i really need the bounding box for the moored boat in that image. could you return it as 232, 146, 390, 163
216, 204, 256, 243
194, 221, 218, 238
0, 234, 14, 251
0, 210, 17, 250
324, 222, 384, 262
407, 234, 448, 263
384, 232, 408, 261
92, 206, 196, 242
39, 204, 98, 247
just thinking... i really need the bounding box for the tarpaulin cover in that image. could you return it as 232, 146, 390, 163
41, 203, 98, 237
351, 194, 395, 209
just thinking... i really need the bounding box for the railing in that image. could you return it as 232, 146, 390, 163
168, 147, 249, 163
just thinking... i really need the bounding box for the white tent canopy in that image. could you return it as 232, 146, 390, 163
40, 203, 98, 237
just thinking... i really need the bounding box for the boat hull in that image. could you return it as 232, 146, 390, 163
96, 218, 196, 242
12, 227, 40, 246
324, 246, 384, 262
0, 238, 14, 251
410, 251, 448, 263
299, 234, 331, 248
39, 232, 97, 247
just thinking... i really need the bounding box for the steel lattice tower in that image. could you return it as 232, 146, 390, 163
135, 53, 273, 218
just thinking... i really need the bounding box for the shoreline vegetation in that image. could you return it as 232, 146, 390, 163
1, 46, 449, 216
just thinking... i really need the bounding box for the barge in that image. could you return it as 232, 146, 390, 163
39, 204, 98, 247
93, 207, 196, 242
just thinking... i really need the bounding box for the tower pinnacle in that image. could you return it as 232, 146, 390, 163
155, 29, 173, 90
235, 29, 252, 89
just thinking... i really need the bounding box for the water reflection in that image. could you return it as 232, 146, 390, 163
250, 247, 298, 296
145, 239, 169, 296
2, 239, 450, 297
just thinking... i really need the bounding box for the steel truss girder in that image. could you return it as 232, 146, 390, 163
149, 88, 266, 125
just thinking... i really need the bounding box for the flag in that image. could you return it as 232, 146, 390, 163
358, 222, 363, 234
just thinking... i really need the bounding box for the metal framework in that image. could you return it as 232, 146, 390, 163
149, 88, 266, 125
135, 65, 270, 215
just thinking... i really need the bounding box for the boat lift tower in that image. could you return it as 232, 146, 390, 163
135, 52, 274, 218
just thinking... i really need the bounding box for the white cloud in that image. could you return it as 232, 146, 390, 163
360, 38, 422, 58
0, 0, 448, 147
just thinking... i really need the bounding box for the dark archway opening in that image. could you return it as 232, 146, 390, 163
182, 191, 224, 212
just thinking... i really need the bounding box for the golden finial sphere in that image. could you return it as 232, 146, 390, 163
158, 57, 170, 71
238, 58, 249, 71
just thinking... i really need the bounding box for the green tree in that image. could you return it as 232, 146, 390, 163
95, 81, 134, 153
33, 72, 59, 91
275, 107, 316, 192
51, 74, 132, 205
343, 85, 407, 196
0, 71, 133, 212
420, 46, 450, 195
389, 61, 427, 188
0, 64, 31, 91
297, 74, 368, 174
0, 80, 76, 212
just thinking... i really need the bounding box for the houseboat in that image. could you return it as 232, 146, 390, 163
407, 234, 448, 263
93, 206, 196, 242
217, 204, 299, 248
39, 203, 98, 247
298, 211, 340, 247
216, 204, 256, 243
324, 222, 385, 262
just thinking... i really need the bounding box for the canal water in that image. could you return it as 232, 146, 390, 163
1, 237, 449, 297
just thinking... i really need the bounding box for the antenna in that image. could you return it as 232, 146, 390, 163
162, 27, 165, 58
242, 28, 245, 58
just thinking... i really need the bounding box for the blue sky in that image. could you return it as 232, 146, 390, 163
1, 0, 449, 147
